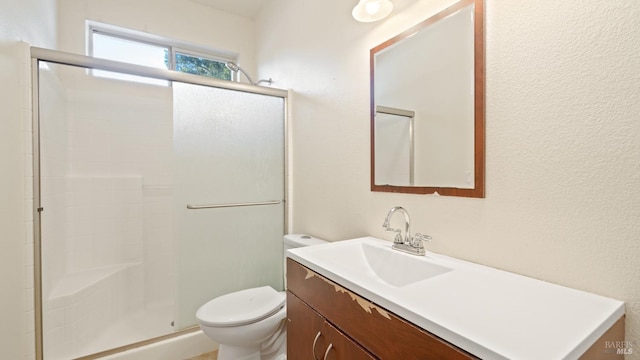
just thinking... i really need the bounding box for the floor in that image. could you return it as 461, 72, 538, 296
187, 349, 218, 360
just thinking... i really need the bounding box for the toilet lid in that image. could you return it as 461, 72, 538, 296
196, 286, 285, 327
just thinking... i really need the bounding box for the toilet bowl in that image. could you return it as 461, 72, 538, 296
196, 234, 327, 360
197, 286, 287, 360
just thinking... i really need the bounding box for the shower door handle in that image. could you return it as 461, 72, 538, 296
186, 200, 282, 210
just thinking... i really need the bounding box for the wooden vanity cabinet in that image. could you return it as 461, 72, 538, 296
286, 258, 478, 360
287, 292, 375, 359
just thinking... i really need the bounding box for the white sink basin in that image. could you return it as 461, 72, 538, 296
287, 236, 455, 290
361, 242, 451, 287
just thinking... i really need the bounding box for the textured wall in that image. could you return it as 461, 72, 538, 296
257, 0, 640, 353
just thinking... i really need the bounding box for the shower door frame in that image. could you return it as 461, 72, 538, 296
30, 47, 290, 360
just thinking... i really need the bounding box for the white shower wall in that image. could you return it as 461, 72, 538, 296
63, 73, 174, 306
65, 176, 143, 271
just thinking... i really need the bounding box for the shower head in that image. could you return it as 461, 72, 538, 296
225, 61, 255, 85
225, 61, 240, 72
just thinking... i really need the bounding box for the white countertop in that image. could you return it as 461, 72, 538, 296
287, 237, 624, 360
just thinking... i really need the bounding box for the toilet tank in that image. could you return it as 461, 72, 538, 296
283, 234, 327, 288
283, 234, 327, 252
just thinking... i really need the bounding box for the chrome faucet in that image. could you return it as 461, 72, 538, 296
382, 206, 412, 244
382, 206, 431, 256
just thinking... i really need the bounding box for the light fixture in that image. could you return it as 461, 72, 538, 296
352, 0, 393, 22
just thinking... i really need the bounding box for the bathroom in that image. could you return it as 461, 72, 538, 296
1, 0, 639, 359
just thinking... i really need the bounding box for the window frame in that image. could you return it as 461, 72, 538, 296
87, 21, 237, 82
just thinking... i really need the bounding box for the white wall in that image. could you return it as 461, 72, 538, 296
0, 0, 57, 358
256, 0, 640, 351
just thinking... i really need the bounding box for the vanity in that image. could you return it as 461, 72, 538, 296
286, 237, 625, 359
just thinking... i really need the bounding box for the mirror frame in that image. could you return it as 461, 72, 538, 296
370, 0, 485, 198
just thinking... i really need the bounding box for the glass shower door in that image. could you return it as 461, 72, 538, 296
173, 83, 285, 328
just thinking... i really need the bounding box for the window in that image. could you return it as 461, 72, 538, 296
174, 51, 231, 79
88, 22, 234, 84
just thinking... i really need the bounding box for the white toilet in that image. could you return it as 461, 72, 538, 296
196, 234, 327, 360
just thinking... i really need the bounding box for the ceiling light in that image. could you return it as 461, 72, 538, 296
352, 0, 393, 22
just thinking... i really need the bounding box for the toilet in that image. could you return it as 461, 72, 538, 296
196, 234, 327, 360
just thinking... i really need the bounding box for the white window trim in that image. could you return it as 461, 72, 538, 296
86, 20, 238, 80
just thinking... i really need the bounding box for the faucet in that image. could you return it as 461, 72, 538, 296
382, 206, 412, 245
382, 206, 431, 256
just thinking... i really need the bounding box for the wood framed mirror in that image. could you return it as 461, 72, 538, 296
370, 0, 485, 197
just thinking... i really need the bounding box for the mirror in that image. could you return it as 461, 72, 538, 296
370, 0, 484, 197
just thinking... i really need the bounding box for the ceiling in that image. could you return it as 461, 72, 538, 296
189, 0, 268, 18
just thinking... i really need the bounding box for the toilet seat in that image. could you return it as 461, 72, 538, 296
196, 286, 285, 327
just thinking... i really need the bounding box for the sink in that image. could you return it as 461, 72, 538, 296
287, 237, 453, 289
361, 242, 451, 287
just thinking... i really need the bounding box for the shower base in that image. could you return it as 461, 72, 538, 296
43, 263, 175, 359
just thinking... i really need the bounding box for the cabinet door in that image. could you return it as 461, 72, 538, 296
320, 320, 375, 360
287, 291, 324, 358
288, 292, 374, 360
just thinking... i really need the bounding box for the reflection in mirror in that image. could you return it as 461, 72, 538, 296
375, 106, 415, 186
371, 0, 484, 197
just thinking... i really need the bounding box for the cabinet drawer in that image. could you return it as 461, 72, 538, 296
288, 292, 375, 360
287, 258, 478, 359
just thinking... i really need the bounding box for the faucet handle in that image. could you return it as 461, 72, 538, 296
413, 233, 432, 248
385, 227, 404, 244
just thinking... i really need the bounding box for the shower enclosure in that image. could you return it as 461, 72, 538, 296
32, 48, 288, 360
